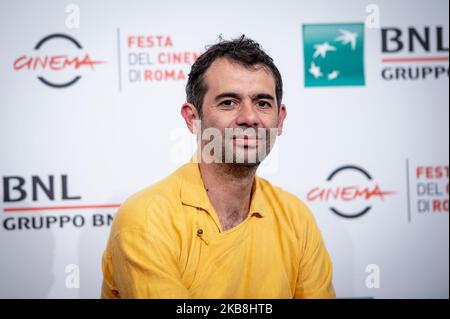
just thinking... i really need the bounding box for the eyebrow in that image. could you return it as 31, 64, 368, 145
214, 92, 275, 102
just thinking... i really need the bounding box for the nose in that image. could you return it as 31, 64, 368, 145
235, 99, 260, 127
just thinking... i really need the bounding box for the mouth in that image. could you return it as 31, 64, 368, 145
232, 136, 261, 146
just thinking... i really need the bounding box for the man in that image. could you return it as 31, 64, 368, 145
101, 36, 336, 299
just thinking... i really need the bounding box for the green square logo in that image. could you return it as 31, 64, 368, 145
303, 23, 365, 87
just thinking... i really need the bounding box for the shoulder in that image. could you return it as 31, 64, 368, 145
258, 177, 325, 248
258, 176, 316, 226
110, 165, 186, 238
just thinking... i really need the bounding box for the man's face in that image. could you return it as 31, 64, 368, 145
198, 58, 286, 166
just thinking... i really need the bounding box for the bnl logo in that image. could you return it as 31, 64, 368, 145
302, 23, 365, 87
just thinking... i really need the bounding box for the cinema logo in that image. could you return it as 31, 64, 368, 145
307, 165, 396, 218
381, 26, 449, 81
1, 174, 118, 231
13, 33, 105, 88
125, 34, 202, 83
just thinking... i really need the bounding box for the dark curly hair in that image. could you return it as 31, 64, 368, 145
186, 35, 283, 117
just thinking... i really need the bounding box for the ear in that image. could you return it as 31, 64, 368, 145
277, 104, 287, 136
181, 103, 201, 134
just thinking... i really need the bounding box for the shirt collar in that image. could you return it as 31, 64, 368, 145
180, 157, 267, 218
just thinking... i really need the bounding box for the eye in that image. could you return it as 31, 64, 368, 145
257, 101, 272, 108
220, 100, 236, 107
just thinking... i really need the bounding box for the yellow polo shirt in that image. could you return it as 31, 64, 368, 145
101, 161, 336, 299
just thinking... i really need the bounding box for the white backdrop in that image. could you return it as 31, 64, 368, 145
0, 0, 448, 299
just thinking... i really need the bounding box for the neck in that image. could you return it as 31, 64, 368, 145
198, 162, 258, 231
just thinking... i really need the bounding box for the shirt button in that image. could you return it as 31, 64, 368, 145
197, 229, 203, 236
